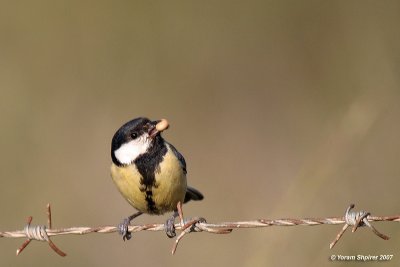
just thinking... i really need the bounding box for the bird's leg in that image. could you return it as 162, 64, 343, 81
118, 211, 143, 241
165, 201, 184, 238
176, 201, 185, 226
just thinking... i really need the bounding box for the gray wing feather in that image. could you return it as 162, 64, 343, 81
167, 142, 204, 203
167, 142, 187, 174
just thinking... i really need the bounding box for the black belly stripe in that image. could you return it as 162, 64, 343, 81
145, 190, 157, 213
134, 136, 167, 213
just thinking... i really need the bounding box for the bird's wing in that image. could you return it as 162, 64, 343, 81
167, 142, 204, 203
167, 142, 187, 175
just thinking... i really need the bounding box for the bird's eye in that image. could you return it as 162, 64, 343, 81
131, 132, 138, 139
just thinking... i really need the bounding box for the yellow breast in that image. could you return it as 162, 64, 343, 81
110, 144, 187, 214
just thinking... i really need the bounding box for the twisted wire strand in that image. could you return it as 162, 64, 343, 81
24, 225, 48, 241
1, 215, 399, 238
1, 204, 399, 256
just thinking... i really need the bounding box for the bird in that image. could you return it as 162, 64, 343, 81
110, 117, 203, 240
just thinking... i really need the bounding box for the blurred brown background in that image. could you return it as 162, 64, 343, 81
1, 1, 400, 266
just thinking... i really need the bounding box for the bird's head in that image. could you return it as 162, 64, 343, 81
111, 117, 169, 166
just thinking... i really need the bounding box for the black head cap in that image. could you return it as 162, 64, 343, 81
111, 117, 163, 166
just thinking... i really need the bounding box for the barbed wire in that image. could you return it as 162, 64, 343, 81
0, 204, 399, 256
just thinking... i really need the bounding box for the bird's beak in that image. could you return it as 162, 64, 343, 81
148, 119, 169, 138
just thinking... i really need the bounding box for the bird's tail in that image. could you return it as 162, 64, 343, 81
184, 186, 204, 203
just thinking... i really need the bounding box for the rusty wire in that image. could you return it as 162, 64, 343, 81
0, 204, 399, 256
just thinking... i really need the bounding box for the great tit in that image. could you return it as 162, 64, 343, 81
110, 117, 203, 240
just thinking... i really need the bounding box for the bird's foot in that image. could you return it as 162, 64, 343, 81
165, 214, 177, 238
118, 217, 132, 241
165, 217, 203, 238
117, 211, 143, 241
184, 217, 207, 233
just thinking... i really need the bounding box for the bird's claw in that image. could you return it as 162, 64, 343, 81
165, 217, 176, 238
118, 218, 132, 241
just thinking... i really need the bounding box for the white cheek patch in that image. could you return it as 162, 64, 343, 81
114, 135, 151, 165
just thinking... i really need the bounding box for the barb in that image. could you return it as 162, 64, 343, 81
1, 204, 399, 256
329, 204, 390, 249
14, 204, 66, 256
